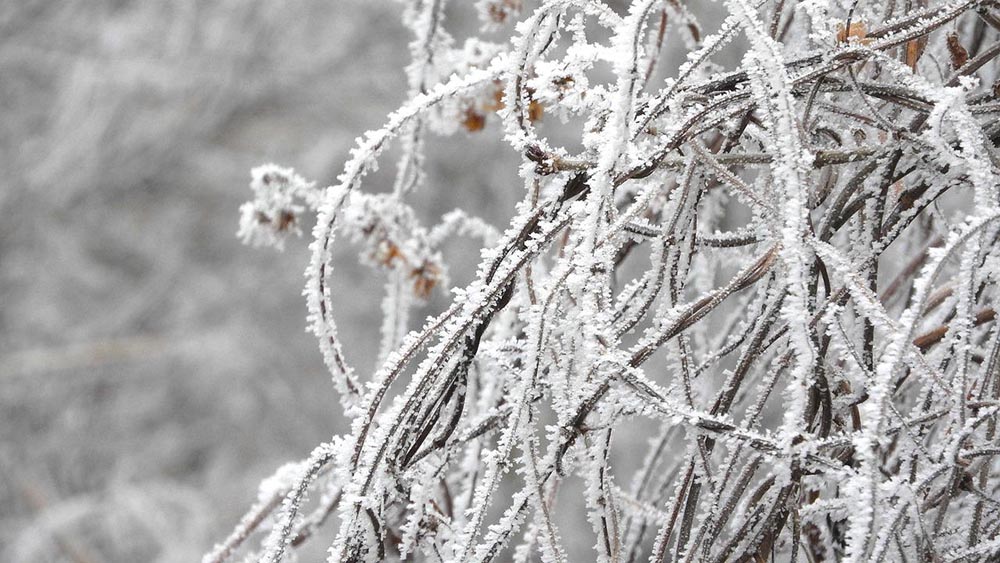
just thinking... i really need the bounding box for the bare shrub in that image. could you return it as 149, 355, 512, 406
210, 0, 1000, 561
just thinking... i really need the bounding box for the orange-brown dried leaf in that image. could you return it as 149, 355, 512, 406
836, 21, 867, 43
528, 100, 543, 123
906, 37, 927, 71
462, 108, 486, 132
410, 262, 441, 299
275, 210, 297, 232
946, 32, 968, 70
487, 4, 506, 23
374, 241, 405, 267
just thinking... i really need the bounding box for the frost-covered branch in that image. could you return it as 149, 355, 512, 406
212, 0, 1000, 561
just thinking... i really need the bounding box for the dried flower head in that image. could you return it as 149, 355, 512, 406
237, 164, 315, 250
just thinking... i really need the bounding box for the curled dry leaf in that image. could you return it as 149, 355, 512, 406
947, 31, 969, 69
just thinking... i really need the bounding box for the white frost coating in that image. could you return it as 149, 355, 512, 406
303, 59, 508, 412
257, 461, 308, 505
843, 213, 1000, 562
726, 0, 815, 465
212, 1, 1000, 561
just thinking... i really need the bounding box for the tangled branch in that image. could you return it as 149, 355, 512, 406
210, 0, 1000, 561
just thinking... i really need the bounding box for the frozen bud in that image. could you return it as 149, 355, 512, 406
237, 164, 315, 250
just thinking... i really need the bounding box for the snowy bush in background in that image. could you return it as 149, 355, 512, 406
211, 0, 1000, 561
